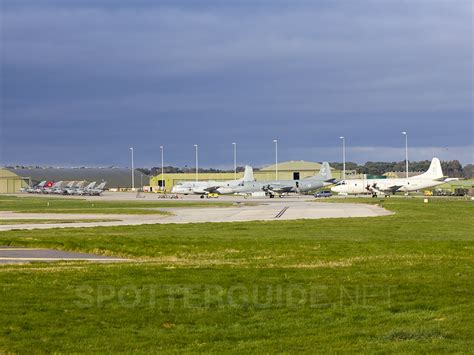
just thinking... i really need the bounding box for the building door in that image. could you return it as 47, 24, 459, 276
293, 172, 300, 180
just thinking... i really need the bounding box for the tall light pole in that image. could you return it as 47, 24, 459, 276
160, 145, 164, 192
402, 131, 408, 179
232, 142, 237, 180
273, 139, 278, 180
339, 137, 345, 180
129, 147, 135, 190
194, 144, 199, 181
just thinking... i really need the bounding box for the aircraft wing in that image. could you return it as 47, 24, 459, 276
204, 186, 222, 193
262, 184, 294, 194
385, 185, 403, 193
366, 183, 403, 195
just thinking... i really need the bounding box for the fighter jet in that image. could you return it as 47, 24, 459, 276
86, 181, 107, 196
230, 162, 334, 197
43, 181, 64, 194
64, 181, 86, 195
22, 180, 47, 193
52, 181, 76, 195
74, 182, 97, 196
331, 157, 447, 197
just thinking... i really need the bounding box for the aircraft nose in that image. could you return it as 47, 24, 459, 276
331, 186, 340, 193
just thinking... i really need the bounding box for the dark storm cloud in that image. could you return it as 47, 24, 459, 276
1, 0, 472, 167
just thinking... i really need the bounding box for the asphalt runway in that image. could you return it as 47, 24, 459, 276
0, 199, 392, 231
0, 246, 127, 264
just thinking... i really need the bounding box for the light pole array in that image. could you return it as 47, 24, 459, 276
232, 142, 237, 180
402, 131, 408, 179
339, 136, 345, 180
129, 147, 135, 190
160, 145, 164, 191
273, 139, 278, 180
194, 144, 199, 181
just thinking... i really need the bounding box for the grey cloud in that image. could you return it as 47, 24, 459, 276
1, 0, 472, 166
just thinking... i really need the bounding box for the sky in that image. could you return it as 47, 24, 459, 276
1, 0, 473, 168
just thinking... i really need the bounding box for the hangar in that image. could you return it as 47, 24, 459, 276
0, 169, 28, 194
150, 161, 343, 193
0, 167, 149, 193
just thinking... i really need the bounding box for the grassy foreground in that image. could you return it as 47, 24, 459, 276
0, 195, 233, 215
0, 198, 473, 352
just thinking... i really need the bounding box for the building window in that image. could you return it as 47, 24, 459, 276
293, 172, 300, 180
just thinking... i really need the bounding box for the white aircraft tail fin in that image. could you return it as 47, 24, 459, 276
243, 165, 254, 182
418, 157, 443, 179
86, 182, 96, 189
96, 181, 107, 189
318, 162, 332, 181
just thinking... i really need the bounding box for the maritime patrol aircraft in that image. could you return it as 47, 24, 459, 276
229, 162, 335, 197
331, 157, 448, 197
171, 165, 255, 195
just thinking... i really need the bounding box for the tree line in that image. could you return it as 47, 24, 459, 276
329, 160, 472, 178
137, 160, 473, 178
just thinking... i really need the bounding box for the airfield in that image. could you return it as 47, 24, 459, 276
0, 192, 392, 231
0, 193, 472, 352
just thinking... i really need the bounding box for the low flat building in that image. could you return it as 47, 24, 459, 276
0, 167, 149, 193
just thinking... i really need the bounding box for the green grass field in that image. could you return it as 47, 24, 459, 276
0, 198, 473, 352
0, 195, 233, 215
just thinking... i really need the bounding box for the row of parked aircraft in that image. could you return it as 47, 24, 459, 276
21, 181, 107, 196
172, 162, 336, 198
171, 158, 453, 198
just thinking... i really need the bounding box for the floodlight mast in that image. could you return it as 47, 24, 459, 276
129, 147, 135, 190
160, 145, 164, 191
273, 139, 278, 180
194, 144, 199, 182
232, 142, 237, 180
339, 137, 345, 180
402, 132, 408, 179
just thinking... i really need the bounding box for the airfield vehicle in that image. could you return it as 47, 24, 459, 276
314, 190, 332, 198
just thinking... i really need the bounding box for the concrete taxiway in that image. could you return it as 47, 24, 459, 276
0, 200, 392, 231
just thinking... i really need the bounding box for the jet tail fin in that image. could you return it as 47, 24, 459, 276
97, 182, 107, 189
85, 182, 96, 189
418, 157, 444, 179
243, 165, 254, 182
313, 162, 332, 181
